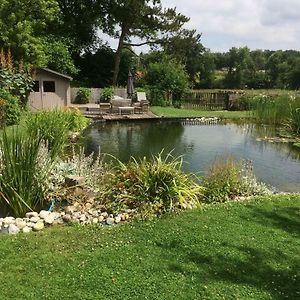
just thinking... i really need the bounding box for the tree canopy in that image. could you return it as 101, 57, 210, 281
100, 0, 189, 84
0, 1, 299, 89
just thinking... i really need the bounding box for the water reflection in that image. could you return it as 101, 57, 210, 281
80, 120, 300, 192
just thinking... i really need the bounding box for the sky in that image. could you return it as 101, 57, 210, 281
100, 0, 300, 53
163, 0, 300, 52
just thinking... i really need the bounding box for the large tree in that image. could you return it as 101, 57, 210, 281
101, 0, 189, 85
54, 0, 105, 56
0, 0, 59, 66
162, 29, 206, 86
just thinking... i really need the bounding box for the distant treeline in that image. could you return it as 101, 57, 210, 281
212, 48, 300, 90
1, 1, 299, 90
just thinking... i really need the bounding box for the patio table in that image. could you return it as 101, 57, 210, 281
119, 106, 135, 115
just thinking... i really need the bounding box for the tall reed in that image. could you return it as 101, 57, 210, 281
252, 94, 300, 135
0, 129, 52, 217
251, 95, 291, 125
288, 96, 300, 135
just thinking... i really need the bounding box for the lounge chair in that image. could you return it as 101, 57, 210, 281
133, 92, 149, 113
110, 97, 132, 113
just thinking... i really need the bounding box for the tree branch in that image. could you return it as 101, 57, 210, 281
123, 46, 139, 57
123, 40, 163, 47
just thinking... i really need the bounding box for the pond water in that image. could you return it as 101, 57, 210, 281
80, 120, 300, 192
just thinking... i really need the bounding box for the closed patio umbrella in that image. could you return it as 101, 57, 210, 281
127, 70, 134, 98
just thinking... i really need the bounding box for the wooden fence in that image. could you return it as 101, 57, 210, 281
183, 91, 226, 110
71, 88, 243, 110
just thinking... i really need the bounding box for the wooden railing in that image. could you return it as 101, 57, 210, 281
182, 90, 242, 111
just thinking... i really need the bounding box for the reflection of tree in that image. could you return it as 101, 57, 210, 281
139, 121, 186, 158
80, 121, 187, 162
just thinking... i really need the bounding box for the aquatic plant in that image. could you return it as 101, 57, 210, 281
288, 95, 300, 135
251, 94, 300, 136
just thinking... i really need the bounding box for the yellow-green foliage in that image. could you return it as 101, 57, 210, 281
103, 152, 203, 217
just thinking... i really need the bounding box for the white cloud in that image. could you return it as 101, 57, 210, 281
162, 0, 300, 51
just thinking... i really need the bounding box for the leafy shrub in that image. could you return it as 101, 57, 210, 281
203, 158, 271, 203
238, 160, 272, 196
203, 158, 241, 203
230, 95, 254, 111
0, 88, 21, 126
102, 152, 202, 218
100, 87, 113, 102
63, 107, 89, 131
144, 56, 189, 107
0, 49, 33, 108
75, 87, 91, 104
25, 110, 88, 159
0, 129, 53, 217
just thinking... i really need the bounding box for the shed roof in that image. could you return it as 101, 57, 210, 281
36, 68, 73, 81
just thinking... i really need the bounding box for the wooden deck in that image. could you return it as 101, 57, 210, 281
69, 104, 159, 121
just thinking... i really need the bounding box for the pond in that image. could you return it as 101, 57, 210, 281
80, 120, 300, 192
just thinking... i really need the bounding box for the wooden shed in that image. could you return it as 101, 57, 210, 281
29, 68, 72, 110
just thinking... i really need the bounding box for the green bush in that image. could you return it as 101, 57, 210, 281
144, 56, 189, 107
25, 110, 88, 159
100, 87, 113, 102
75, 87, 91, 104
229, 95, 254, 111
63, 107, 89, 132
0, 68, 33, 109
0, 88, 21, 126
203, 158, 241, 203
0, 129, 53, 217
103, 152, 202, 218
203, 158, 271, 203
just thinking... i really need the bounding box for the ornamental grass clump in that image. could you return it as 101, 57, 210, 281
103, 152, 203, 218
203, 158, 241, 203
25, 110, 70, 159
0, 129, 53, 217
25, 109, 88, 159
203, 158, 272, 203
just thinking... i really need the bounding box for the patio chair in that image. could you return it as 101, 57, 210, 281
133, 92, 149, 113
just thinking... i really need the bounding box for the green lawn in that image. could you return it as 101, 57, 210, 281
1, 195, 299, 299
150, 106, 251, 119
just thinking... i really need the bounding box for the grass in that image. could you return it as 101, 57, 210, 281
150, 106, 250, 119
0, 195, 299, 299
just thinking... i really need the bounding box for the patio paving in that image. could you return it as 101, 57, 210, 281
69, 104, 159, 120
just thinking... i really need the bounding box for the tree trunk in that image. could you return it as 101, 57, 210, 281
112, 23, 128, 85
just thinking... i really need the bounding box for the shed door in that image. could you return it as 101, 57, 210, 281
42, 80, 63, 109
